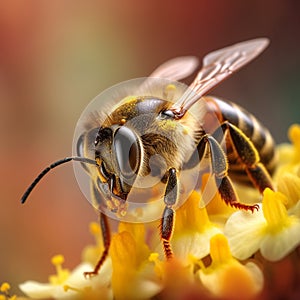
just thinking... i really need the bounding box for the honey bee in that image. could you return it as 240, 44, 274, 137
21, 38, 276, 277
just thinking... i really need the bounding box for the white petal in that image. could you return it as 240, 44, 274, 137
198, 268, 221, 296
224, 206, 266, 260
19, 261, 113, 300
19, 264, 94, 300
132, 279, 162, 300
19, 281, 64, 299
260, 219, 300, 261
289, 200, 300, 217
134, 261, 163, 299
244, 262, 264, 293
172, 227, 222, 264
65, 263, 94, 286
66, 260, 112, 289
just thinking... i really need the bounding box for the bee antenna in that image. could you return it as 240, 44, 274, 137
20, 156, 98, 204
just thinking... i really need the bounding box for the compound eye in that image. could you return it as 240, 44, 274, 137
76, 134, 91, 173
76, 134, 85, 157
113, 126, 141, 180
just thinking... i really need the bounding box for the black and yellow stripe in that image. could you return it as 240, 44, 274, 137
209, 97, 277, 184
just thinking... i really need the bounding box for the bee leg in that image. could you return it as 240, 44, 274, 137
199, 135, 259, 212
220, 121, 274, 193
84, 212, 111, 278
160, 168, 178, 259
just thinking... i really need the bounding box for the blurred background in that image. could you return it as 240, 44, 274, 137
0, 0, 299, 295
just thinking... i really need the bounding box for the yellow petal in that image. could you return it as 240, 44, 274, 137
262, 188, 289, 231
277, 173, 300, 208
174, 190, 211, 234
110, 231, 137, 269
199, 235, 264, 299
201, 173, 235, 216
210, 234, 232, 265
171, 190, 222, 263
118, 222, 150, 265
288, 124, 300, 163
118, 222, 146, 246
215, 262, 263, 299
171, 226, 221, 264
110, 231, 161, 300
288, 124, 300, 149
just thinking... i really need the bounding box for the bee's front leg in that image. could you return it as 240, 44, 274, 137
160, 168, 178, 259
84, 212, 111, 278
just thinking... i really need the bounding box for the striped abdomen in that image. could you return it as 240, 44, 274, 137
204, 96, 277, 185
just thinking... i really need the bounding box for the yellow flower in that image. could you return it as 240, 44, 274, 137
17, 124, 300, 299
225, 188, 300, 261
0, 282, 18, 300
201, 173, 236, 218
275, 124, 300, 176
168, 190, 222, 264
110, 222, 162, 300
198, 234, 264, 300
287, 124, 300, 165
19, 255, 112, 299
277, 172, 300, 209
81, 222, 105, 265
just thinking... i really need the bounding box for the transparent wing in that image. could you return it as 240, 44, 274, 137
148, 56, 199, 81
136, 56, 199, 94
170, 38, 270, 115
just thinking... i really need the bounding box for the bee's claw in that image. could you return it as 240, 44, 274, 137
84, 271, 98, 279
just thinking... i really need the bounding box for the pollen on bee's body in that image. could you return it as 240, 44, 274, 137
117, 209, 127, 218
163, 84, 177, 101
159, 119, 178, 130
106, 200, 115, 211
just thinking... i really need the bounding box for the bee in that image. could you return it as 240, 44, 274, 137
21, 38, 276, 277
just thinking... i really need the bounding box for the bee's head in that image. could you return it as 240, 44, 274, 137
94, 125, 142, 204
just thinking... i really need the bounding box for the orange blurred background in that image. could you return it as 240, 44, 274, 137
0, 0, 299, 295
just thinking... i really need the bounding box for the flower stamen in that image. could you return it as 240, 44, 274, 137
0, 282, 16, 300
89, 222, 101, 247
149, 253, 164, 278
49, 255, 70, 285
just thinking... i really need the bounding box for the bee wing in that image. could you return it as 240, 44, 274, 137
148, 56, 199, 81
136, 56, 199, 94
171, 38, 270, 115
